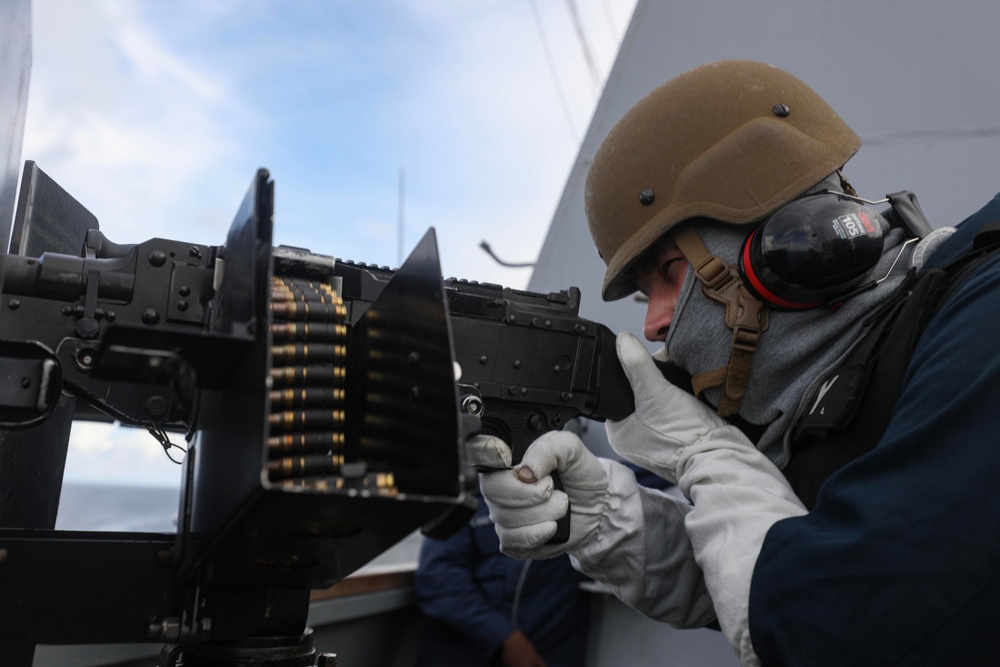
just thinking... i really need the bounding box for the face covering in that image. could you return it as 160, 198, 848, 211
664, 220, 915, 467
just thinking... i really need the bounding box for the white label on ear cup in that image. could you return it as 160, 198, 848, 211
837, 211, 878, 239
841, 214, 862, 238
856, 210, 877, 234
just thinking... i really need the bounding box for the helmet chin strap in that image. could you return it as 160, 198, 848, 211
671, 225, 770, 418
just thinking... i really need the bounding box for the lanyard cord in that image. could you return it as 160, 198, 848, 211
511, 559, 532, 627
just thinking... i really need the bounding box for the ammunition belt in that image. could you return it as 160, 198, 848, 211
266, 275, 396, 496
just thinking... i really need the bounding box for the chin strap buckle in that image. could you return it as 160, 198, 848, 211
672, 225, 769, 418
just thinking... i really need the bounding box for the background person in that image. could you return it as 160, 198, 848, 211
414, 487, 589, 667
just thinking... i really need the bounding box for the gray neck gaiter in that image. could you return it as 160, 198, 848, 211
664, 220, 914, 467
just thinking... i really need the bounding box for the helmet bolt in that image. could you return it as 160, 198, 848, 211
772, 103, 790, 118
639, 188, 656, 206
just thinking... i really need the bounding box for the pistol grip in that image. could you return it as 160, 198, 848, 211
479, 411, 572, 546
509, 434, 570, 546
548, 471, 571, 545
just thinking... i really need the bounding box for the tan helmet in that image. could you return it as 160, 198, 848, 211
586, 59, 861, 301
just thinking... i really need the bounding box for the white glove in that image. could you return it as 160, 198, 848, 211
608, 332, 807, 667
468, 429, 719, 628
466, 430, 610, 559
607, 332, 733, 483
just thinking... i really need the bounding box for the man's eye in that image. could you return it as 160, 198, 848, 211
662, 258, 681, 275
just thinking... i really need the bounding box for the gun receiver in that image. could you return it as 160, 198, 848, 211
335, 260, 637, 542
338, 263, 636, 428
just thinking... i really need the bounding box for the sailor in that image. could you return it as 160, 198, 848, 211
414, 486, 590, 667
467, 60, 1000, 666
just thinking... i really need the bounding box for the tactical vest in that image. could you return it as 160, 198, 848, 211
782, 222, 1000, 509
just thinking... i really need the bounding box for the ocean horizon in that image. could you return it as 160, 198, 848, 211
56, 481, 181, 533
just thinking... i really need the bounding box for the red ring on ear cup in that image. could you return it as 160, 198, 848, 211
740, 228, 824, 309
737, 193, 889, 310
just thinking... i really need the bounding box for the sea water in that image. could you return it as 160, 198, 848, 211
55, 482, 180, 532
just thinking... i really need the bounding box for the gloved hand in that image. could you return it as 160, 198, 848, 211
606, 331, 732, 484
465, 430, 610, 560
469, 429, 719, 629
607, 332, 806, 667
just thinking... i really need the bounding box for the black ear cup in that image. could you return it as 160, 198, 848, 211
739, 193, 889, 309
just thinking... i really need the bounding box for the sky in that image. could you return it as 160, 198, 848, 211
17, 0, 638, 486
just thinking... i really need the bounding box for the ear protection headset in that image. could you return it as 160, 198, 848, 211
738, 191, 932, 309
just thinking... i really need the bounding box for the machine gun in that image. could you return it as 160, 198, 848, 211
0, 165, 640, 666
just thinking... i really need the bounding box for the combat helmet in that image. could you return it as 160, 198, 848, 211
586, 59, 861, 301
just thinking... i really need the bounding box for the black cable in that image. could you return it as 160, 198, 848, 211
479, 240, 536, 268
511, 559, 532, 627
148, 426, 187, 465
563, 0, 602, 92
600, 0, 618, 38
528, 0, 580, 142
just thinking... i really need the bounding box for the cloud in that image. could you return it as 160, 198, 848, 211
370, 1, 632, 288
353, 217, 396, 243
22, 0, 257, 244
106, 4, 225, 107
64, 422, 184, 487
21, 0, 638, 485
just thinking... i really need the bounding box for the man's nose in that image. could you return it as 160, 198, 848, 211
643, 293, 673, 342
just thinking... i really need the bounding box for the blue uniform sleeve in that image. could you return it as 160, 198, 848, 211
414, 518, 515, 657
923, 192, 1000, 269
749, 252, 1000, 665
